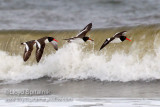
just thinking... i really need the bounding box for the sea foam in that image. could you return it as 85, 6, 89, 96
0, 42, 160, 82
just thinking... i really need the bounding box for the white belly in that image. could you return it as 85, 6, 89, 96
110, 38, 122, 43
71, 38, 84, 43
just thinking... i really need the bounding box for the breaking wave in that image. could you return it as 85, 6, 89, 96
0, 24, 160, 82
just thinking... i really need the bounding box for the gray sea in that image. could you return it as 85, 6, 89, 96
0, 0, 160, 30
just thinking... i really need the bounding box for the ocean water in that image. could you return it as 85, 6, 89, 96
0, 0, 160, 30
0, 0, 160, 107
0, 25, 160, 106
0, 25, 160, 82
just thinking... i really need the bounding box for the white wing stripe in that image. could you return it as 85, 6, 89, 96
76, 30, 84, 37
24, 43, 29, 51
76, 26, 88, 37
35, 40, 41, 48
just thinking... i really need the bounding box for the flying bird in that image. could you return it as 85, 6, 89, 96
35, 37, 58, 62
100, 31, 131, 50
21, 37, 58, 62
64, 23, 94, 42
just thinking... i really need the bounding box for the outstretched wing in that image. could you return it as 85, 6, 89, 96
23, 47, 32, 62
63, 37, 77, 42
50, 41, 58, 50
100, 37, 115, 50
114, 31, 127, 38
76, 23, 92, 38
22, 40, 35, 62
36, 43, 45, 63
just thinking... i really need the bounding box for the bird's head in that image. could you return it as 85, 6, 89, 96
83, 37, 94, 42
121, 31, 131, 42
48, 37, 58, 42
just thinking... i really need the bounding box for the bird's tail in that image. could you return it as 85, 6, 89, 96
63, 39, 71, 43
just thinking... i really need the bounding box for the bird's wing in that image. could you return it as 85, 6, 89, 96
23, 47, 32, 62
76, 23, 92, 38
63, 37, 78, 42
22, 40, 35, 62
50, 41, 58, 50
100, 37, 115, 50
114, 31, 127, 38
36, 43, 45, 63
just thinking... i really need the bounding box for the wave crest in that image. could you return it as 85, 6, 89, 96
1, 42, 160, 82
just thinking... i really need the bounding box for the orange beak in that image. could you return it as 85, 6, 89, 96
126, 38, 131, 41
53, 39, 58, 42
88, 38, 94, 41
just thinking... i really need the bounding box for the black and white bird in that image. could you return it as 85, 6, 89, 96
100, 31, 131, 50
35, 37, 58, 62
21, 37, 58, 62
64, 23, 94, 42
